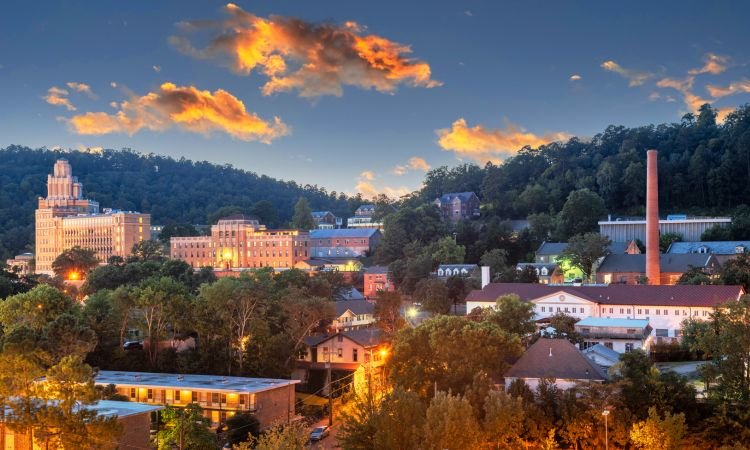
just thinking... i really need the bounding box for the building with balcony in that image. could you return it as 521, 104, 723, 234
170, 215, 310, 270
293, 329, 387, 397
35, 160, 150, 275
346, 204, 391, 231
574, 317, 652, 353
332, 300, 375, 331
311, 211, 341, 230
95, 371, 298, 429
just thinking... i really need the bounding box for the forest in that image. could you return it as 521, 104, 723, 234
2, 103, 750, 261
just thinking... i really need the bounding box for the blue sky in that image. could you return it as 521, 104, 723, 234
2, 0, 749, 195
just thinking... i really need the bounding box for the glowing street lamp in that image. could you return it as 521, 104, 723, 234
407, 307, 418, 319
67, 271, 80, 281
602, 409, 610, 450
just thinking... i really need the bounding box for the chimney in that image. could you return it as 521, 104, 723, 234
481, 266, 491, 289
646, 150, 661, 285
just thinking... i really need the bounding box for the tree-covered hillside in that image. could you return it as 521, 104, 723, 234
0, 146, 363, 259
417, 104, 750, 218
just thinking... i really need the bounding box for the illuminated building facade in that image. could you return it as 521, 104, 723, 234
35, 160, 150, 275
170, 215, 310, 269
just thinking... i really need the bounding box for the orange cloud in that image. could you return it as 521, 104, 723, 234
171, 3, 440, 97
706, 79, 750, 99
66, 82, 95, 98
436, 119, 571, 164
656, 76, 710, 113
45, 87, 76, 111
569, 74, 582, 81
393, 156, 431, 175
360, 170, 376, 181
68, 82, 288, 143
688, 53, 729, 76
601, 60, 651, 86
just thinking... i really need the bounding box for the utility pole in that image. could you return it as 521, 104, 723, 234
327, 341, 333, 427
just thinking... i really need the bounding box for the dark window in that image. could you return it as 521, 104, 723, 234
147, 389, 153, 400
655, 329, 668, 337
192, 391, 198, 402
353, 349, 358, 362
212, 392, 219, 404
174, 390, 180, 401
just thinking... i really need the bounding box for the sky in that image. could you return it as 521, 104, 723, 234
2, 0, 750, 197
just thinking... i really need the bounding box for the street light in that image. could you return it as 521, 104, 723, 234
602, 409, 610, 450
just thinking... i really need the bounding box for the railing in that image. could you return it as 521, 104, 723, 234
577, 331, 646, 340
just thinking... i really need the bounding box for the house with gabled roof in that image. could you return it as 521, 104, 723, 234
434, 192, 480, 222
595, 253, 720, 285
293, 329, 387, 396
332, 299, 375, 331
504, 338, 608, 390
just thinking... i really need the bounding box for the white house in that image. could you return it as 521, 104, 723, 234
574, 317, 652, 353
332, 300, 376, 331
466, 283, 744, 342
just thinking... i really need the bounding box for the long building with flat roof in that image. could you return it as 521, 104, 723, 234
95, 370, 299, 428
598, 216, 731, 242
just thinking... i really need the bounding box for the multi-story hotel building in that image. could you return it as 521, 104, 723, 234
170, 215, 310, 270
35, 160, 150, 275
95, 370, 298, 428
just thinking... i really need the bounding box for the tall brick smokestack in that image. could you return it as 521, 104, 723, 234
646, 150, 661, 285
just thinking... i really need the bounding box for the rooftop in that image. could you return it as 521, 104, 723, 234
536, 241, 632, 256
466, 282, 744, 307
597, 253, 717, 273
365, 265, 390, 274
335, 299, 374, 316
505, 338, 608, 381
310, 228, 380, 239
95, 371, 299, 394
436, 192, 478, 202
575, 317, 649, 328
667, 241, 750, 255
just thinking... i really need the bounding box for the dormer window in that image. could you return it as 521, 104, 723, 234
697, 246, 708, 254
541, 267, 548, 276
736, 245, 746, 254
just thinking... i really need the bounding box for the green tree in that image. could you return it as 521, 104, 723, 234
157, 404, 216, 450
630, 407, 686, 450
225, 413, 259, 446
38, 355, 122, 449
413, 279, 451, 315
158, 223, 200, 245
718, 253, 750, 291
373, 388, 426, 450
129, 240, 165, 262
251, 200, 280, 227
0, 284, 75, 334
51, 246, 99, 279
682, 296, 750, 402
659, 232, 683, 253
423, 392, 482, 450
482, 390, 526, 449
243, 421, 307, 450
292, 197, 315, 230
557, 189, 607, 239
389, 315, 522, 400
479, 249, 508, 278
677, 266, 713, 285
486, 294, 536, 336
374, 291, 405, 336
561, 232, 611, 282
432, 236, 465, 265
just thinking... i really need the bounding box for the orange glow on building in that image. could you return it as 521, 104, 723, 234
170, 215, 309, 270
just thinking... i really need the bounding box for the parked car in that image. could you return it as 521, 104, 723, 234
309, 426, 330, 442
123, 341, 143, 350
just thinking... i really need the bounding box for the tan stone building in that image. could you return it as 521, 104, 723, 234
170, 214, 310, 270
95, 371, 298, 429
35, 160, 150, 275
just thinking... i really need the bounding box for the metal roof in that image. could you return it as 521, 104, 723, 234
596, 253, 716, 273
310, 228, 379, 239
95, 371, 299, 394
575, 317, 649, 328
667, 241, 750, 255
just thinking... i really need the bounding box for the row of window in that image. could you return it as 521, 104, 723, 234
313, 239, 369, 245
541, 306, 586, 314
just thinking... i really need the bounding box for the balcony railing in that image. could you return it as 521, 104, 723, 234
577, 330, 646, 340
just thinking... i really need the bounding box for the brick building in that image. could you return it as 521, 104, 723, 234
434, 192, 480, 223
310, 228, 382, 258
363, 266, 395, 298
170, 215, 310, 270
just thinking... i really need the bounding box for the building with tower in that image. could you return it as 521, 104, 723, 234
35, 159, 150, 275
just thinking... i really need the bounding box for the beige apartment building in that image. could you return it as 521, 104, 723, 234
171, 215, 310, 270
35, 160, 150, 275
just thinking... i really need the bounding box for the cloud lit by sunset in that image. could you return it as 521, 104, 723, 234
436, 119, 571, 164
67, 82, 288, 143
170, 3, 441, 97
